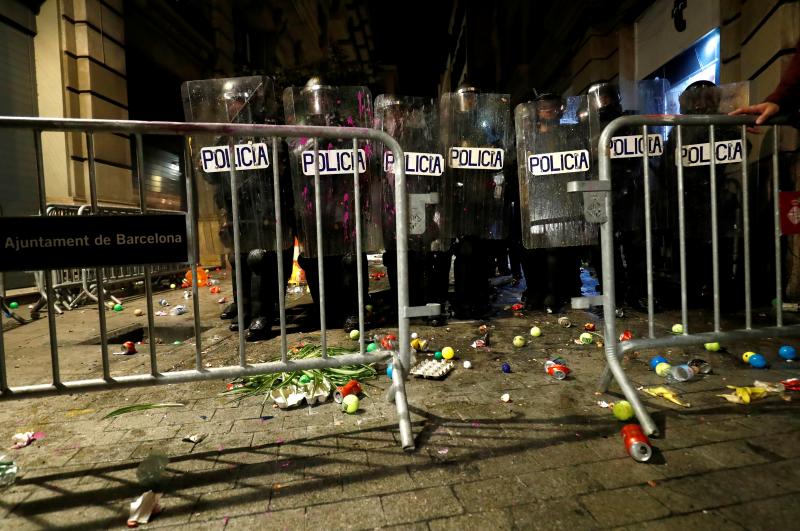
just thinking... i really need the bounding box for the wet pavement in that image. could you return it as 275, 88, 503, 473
0, 267, 799, 530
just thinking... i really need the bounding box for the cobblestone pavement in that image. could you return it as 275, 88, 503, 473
1, 275, 799, 530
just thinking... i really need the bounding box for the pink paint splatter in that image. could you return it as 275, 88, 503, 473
357, 92, 365, 115
298, 137, 308, 146
275, 438, 284, 445
327, 142, 334, 150
346, 116, 355, 126
363, 142, 373, 159
280, 460, 292, 468
471, 421, 481, 428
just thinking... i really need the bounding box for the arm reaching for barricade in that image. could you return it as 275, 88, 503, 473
730, 38, 799, 128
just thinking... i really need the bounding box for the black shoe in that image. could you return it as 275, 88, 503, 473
229, 316, 250, 332
245, 317, 273, 342
220, 303, 237, 320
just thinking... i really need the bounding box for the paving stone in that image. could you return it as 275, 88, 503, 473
718, 493, 800, 530
305, 496, 385, 530
511, 497, 600, 530
268, 476, 343, 511
579, 457, 666, 490
612, 510, 746, 530
382, 486, 463, 525
224, 507, 306, 530
580, 486, 670, 527
428, 508, 512, 531
189, 487, 271, 522
517, 465, 605, 500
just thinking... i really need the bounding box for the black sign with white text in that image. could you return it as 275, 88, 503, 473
0, 214, 188, 271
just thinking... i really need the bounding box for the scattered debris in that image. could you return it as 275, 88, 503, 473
341, 394, 359, 414
182, 434, 206, 444
169, 305, 187, 316
718, 385, 770, 404
134, 309, 144, 317
642, 386, 690, 407
621, 424, 652, 462
501, 362, 512, 374
410, 359, 454, 379
333, 380, 362, 404
103, 403, 185, 419
596, 400, 611, 408
583, 322, 596, 332
0, 454, 18, 486
10, 432, 44, 449
462, 360, 472, 369
500, 393, 511, 403
530, 326, 542, 337
544, 358, 570, 380
127, 490, 162, 528
437, 448, 449, 455
558, 316, 571, 328
779, 345, 797, 361
619, 330, 633, 341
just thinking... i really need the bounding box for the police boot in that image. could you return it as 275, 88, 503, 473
228, 253, 252, 331
244, 249, 273, 342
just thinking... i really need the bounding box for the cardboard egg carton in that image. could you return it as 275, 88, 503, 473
410, 359, 454, 379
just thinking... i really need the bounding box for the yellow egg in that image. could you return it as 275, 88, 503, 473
442, 346, 455, 360
742, 351, 756, 363
655, 362, 672, 377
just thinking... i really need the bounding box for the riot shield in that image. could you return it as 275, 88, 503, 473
660, 81, 750, 305
283, 82, 382, 257
181, 76, 292, 255
374, 95, 446, 252
515, 95, 596, 249
440, 90, 512, 241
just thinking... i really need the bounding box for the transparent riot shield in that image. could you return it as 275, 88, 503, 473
283, 83, 382, 257
515, 95, 596, 249
181, 76, 292, 256
660, 81, 750, 306
440, 90, 512, 241
374, 95, 446, 252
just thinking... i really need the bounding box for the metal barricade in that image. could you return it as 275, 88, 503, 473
0, 117, 421, 451
570, 114, 798, 436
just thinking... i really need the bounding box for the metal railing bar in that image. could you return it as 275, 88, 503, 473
32, 130, 62, 386
352, 139, 366, 355
741, 125, 752, 330
272, 138, 289, 364
183, 137, 204, 371
676, 125, 689, 334
86, 132, 111, 381
709, 125, 721, 333
134, 133, 159, 375
642, 124, 655, 338
312, 138, 327, 359
0, 350, 393, 400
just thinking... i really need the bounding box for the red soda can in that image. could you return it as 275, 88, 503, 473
122, 341, 137, 355
621, 424, 652, 462
334, 379, 362, 403
544, 358, 570, 380
381, 334, 398, 351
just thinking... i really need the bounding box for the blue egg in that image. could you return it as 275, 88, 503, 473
779, 345, 797, 361
501, 362, 511, 374
749, 354, 768, 369
386, 364, 393, 379
649, 356, 668, 370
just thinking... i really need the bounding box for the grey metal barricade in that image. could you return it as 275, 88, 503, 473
0, 116, 421, 451
569, 114, 798, 436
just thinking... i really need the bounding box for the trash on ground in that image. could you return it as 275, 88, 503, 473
545, 358, 570, 380
687, 358, 711, 374
462, 360, 472, 369
748, 353, 768, 368
782, 378, 800, 391
182, 434, 206, 444
530, 326, 542, 337
501, 362, 512, 373
341, 394, 360, 414
155, 311, 168, 316
649, 356, 668, 370
410, 359, 454, 379
619, 330, 633, 341
217, 297, 227, 304
500, 393, 511, 402
10, 431, 44, 449
470, 339, 487, 349
158, 299, 169, 307
169, 305, 187, 316
0, 454, 18, 486
666, 364, 694, 383
717, 385, 770, 404
117, 341, 137, 355
583, 322, 596, 332
704, 342, 721, 352
136, 453, 169, 488
778, 345, 797, 361
334, 380, 362, 403
558, 317, 571, 328
597, 400, 611, 408
222, 345, 376, 404
621, 424, 652, 462
612, 400, 634, 421
103, 403, 185, 419
655, 362, 672, 377
513, 335, 526, 347
134, 309, 144, 316
642, 386, 690, 407
127, 490, 162, 528
671, 323, 684, 334
442, 346, 455, 359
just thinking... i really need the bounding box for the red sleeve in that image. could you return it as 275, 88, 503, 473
765, 39, 800, 112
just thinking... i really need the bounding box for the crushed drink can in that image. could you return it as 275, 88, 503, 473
333, 379, 362, 404
621, 424, 652, 462
544, 357, 570, 380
